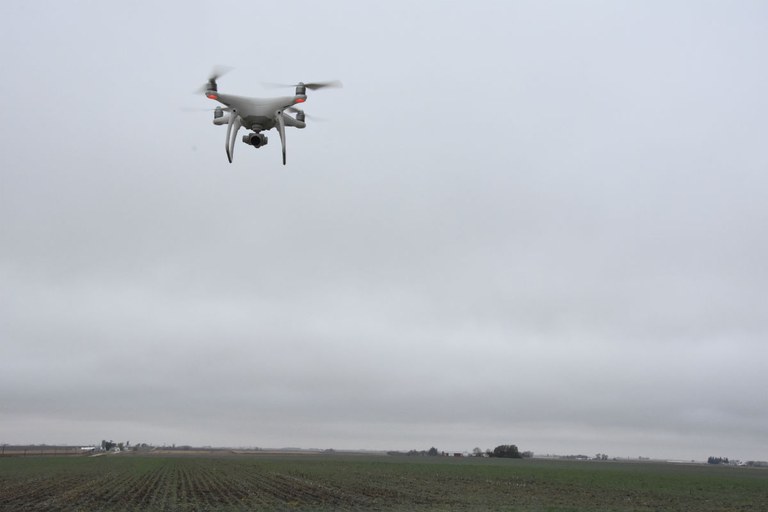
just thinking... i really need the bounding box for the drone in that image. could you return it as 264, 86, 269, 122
197, 67, 341, 165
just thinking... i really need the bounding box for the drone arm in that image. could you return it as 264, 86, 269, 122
213, 114, 231, 126
276, 111, 287, 165
282, 112, 306, 129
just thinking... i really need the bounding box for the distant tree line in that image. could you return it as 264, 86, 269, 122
101, 440, 117, 451
386, 447, 441, 457
99, 440, 153, 452
708, 456, 730, 465
393, 445, 532, 459
488, 444, 533, 459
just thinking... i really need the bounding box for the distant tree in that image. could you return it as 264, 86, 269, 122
491, 445, 522, 458
472, 447, 484, 457
708, 456, 729, 465
522, 451, 534, 459
427, 447, 439, 456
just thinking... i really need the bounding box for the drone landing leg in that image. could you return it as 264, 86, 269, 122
276, 112, 287, 165
225, 110, 241, 163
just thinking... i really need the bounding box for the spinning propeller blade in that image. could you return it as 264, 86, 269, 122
195, 65, 233, 93
263, 80, 343, 90
303, 80, 343, 90
208, 65, 233, 82
285, 106, 327, 122
181, 106, 233, 112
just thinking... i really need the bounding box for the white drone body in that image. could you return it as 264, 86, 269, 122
199, 69, 341, 165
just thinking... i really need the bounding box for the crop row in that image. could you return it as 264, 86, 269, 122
0, 456, 374, 511
1, 454, 766, 510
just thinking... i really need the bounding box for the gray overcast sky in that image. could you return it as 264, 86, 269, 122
2, 1, 767, 461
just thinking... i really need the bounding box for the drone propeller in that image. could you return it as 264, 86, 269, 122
181, 106, 233, 112
208, 65, 233, 81
301, 80, 343, 90
285, 106, 327, 122
195, 65, 233, 94
263, 80, 343, 90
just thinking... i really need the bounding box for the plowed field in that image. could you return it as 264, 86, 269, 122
0, 453, 765, 511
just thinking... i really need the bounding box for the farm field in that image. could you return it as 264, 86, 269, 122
0, 452, 766, 511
